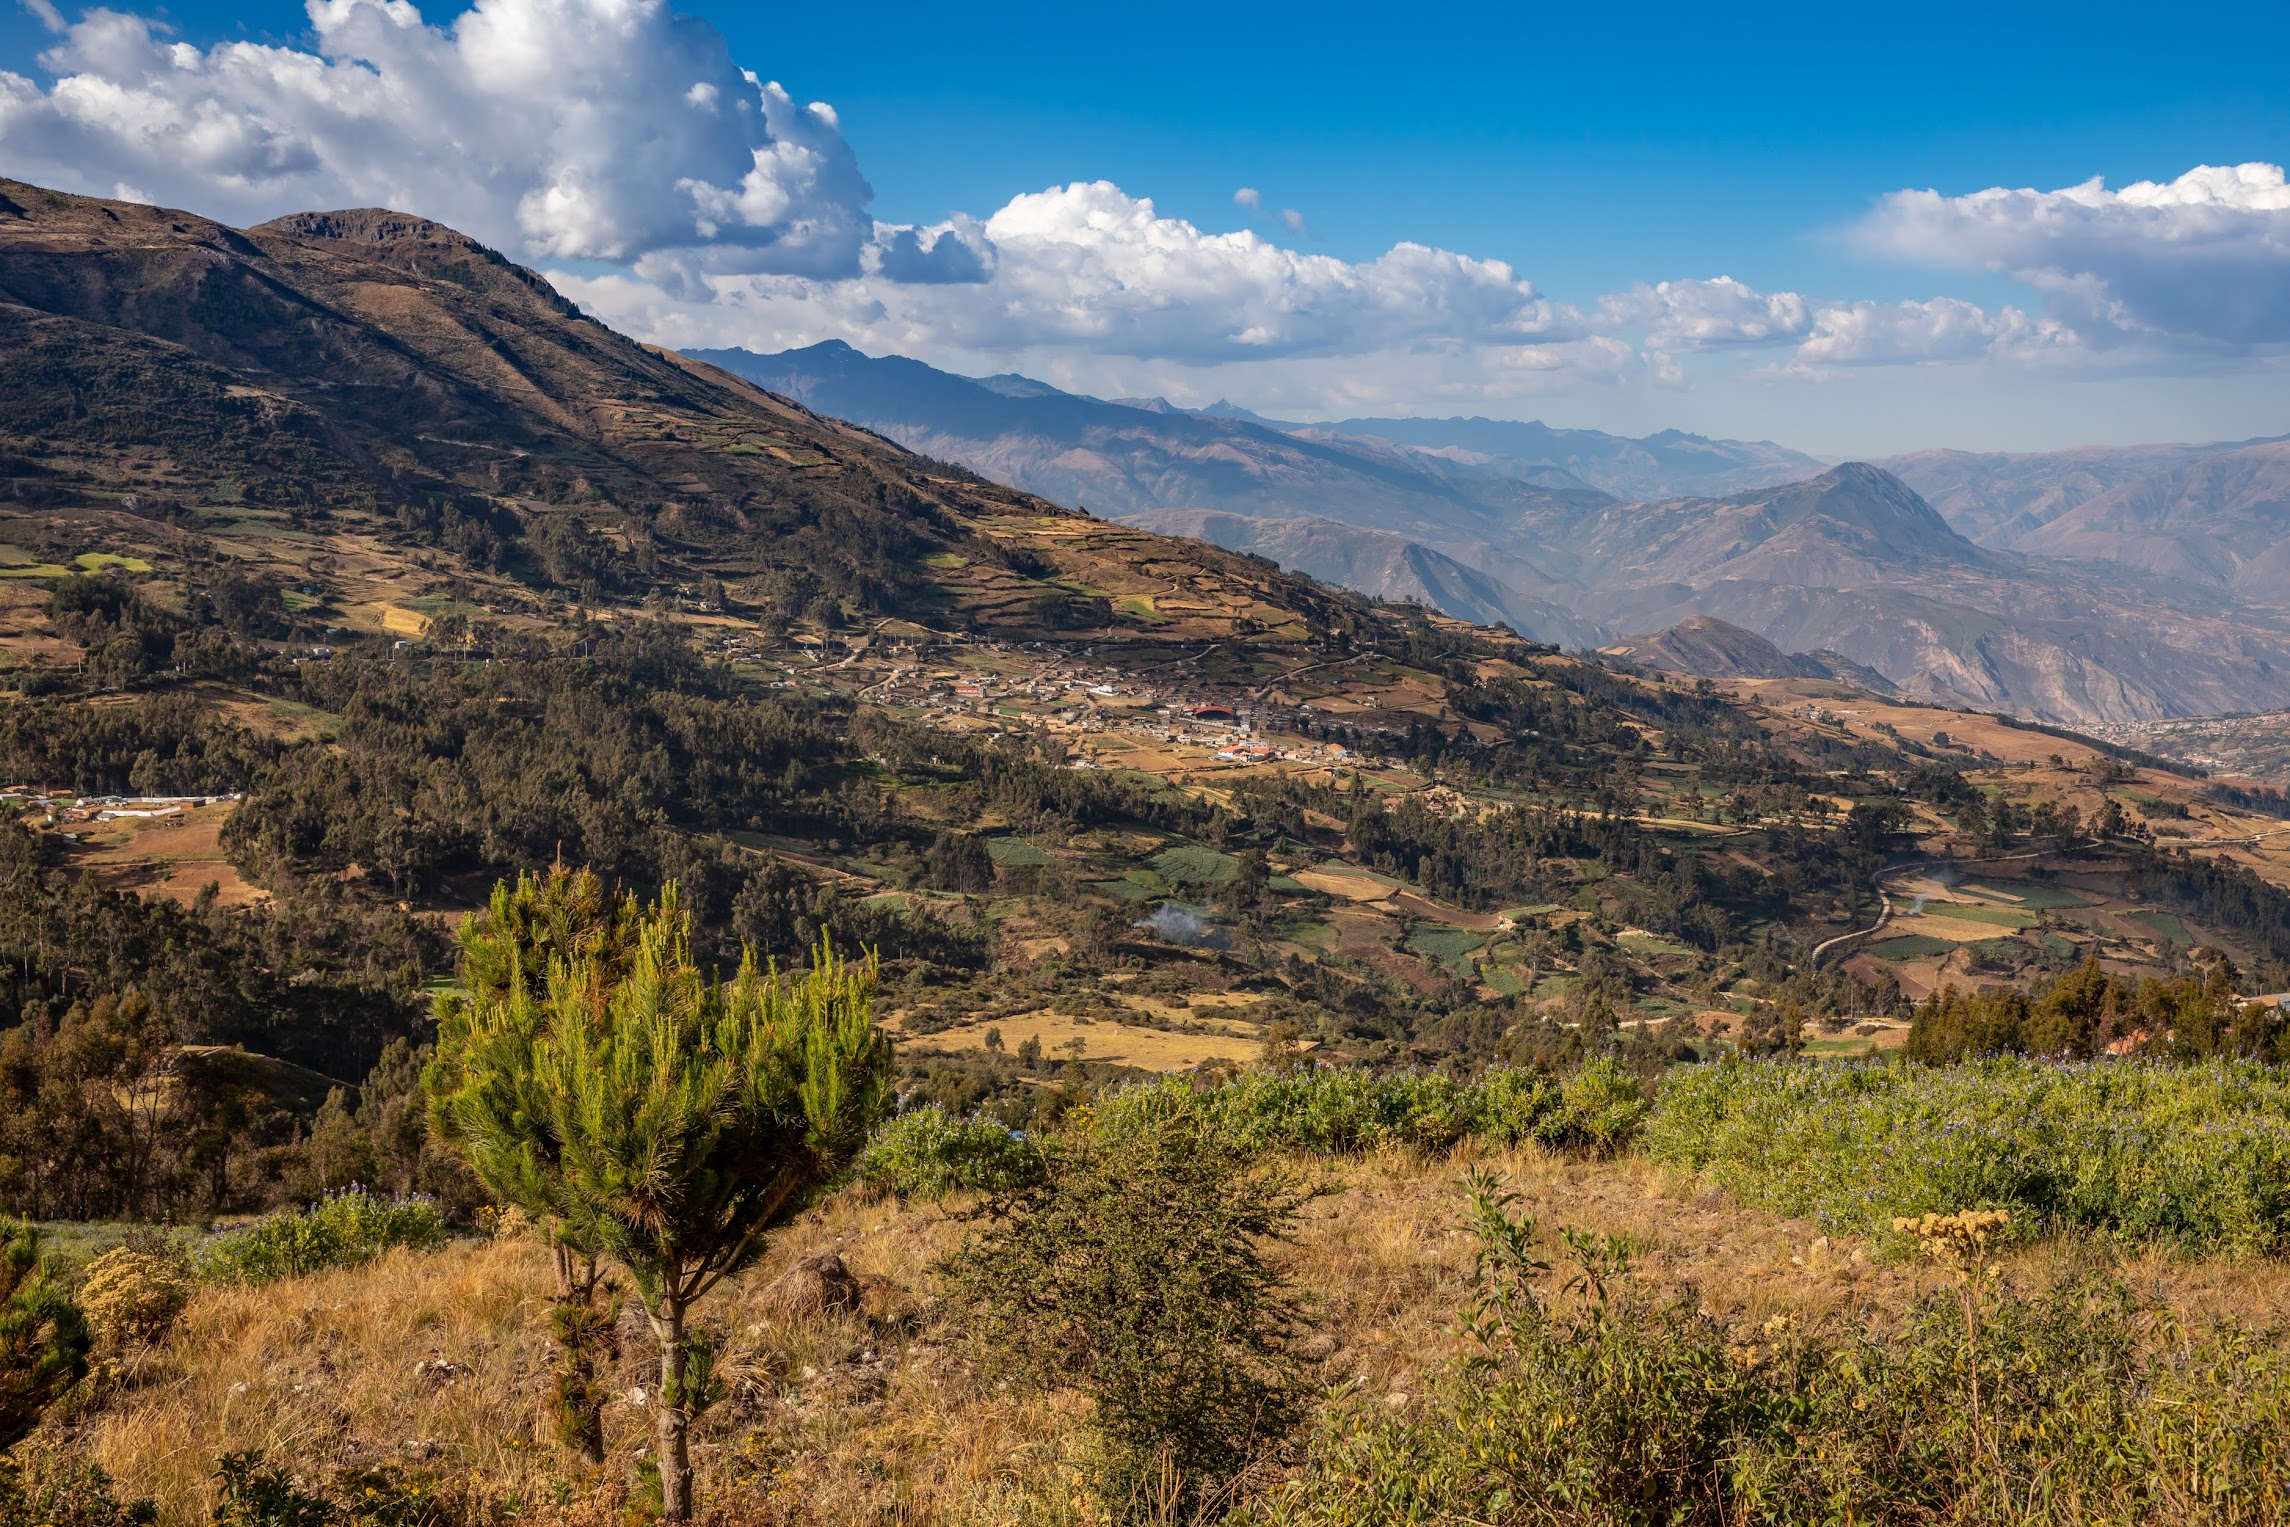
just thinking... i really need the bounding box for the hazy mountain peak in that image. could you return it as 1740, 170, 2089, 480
661, 338, 2290, 726
1196, 399, 1287, 426
1740, 462, 1967, 547
974, 372, 1068, 399
1318, 413, 1829, 500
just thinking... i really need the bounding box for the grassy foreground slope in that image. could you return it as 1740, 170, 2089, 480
47, 1071, 2290, 1526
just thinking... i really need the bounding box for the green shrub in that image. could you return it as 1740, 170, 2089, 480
851, 1062, 1650, 1212
0, 1221, 90, 1449
210, 1451, 443, 1527
195, 1190, 451, 1285
0, 1457, 154, 1527
1553, 1058, 1648, 1152
856, 1105, 1046, 1201
1095, 1069, 1468, 1154
1641, 1056, 2290, 1253
1089, 1061, 1646, 1158
941, 1111, 1311, 1522
1471, 1066, 1569, 1147
1244, 1172, 2290, 1527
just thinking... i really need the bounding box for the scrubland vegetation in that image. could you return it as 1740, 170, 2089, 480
15, 998, 2290, 1524
1645, 1054, 2290, 1255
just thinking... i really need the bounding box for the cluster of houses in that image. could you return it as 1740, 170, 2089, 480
2, 789, 243, 822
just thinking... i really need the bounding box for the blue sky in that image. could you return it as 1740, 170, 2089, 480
4, 0, 2288, 454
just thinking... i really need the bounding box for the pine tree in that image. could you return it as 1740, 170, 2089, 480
428, 879, 890, 1519
0, 1220, 91, 1449
428, 865, 639, 1465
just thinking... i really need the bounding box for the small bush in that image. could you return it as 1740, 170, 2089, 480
941, 1111, 1312, 1522
195, 1190, 451, 1285
77, 1249, 191, 1347
1553, 1057, 1649, 1152
0, 1456, 154, 1527
856, 1105, 1045, 1201
211, 1450, 446, 1527
1471, 1066, 1568, 1147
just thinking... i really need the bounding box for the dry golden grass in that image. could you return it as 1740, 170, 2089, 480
70, 805, 266, 908
1289, 868, 1395, 903
895, 1008, 1266, 1073
85, 1237, 562, 1521
62, 1148, 2290, 1524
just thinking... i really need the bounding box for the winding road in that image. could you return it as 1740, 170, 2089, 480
1811, 841, 2105, 966
1809, 861, 1934, 966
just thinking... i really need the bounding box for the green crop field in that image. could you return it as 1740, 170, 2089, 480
1924, 902, 2039, 928
986, 836, 1049, 867
1868, 933, 1956, 960
1480, 964, 1527, 995
2133, 910, 2194, 946
1150, 844, 1240, 884
1405, 925, 1484, 964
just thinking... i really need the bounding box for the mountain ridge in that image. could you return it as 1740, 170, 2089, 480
1880, 434, 2290, 548
685, 341, 2290, 727
0, 178, 1421, 657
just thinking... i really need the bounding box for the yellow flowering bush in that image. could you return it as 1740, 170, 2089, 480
76, 1248, 189, 1348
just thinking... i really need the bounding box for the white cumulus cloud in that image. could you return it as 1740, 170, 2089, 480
1858, 162, 2290, 349
1601, 276, 1814, 349
1782, 297, 2070, 372
569, 180, 1588, 370
0, 0, 873, 273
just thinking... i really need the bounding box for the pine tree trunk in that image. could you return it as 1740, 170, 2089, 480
651, 1300, 693, 1521
550, 1247, 610, 1467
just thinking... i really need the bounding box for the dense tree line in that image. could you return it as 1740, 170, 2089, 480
223, 626, 853, 908
0, 818, 434, 1076
1907, 957, 2284, 1063
2125, 846, 2290, 982
0, 995, 461, 1222
0, 689, 276, 795
0, 812, 449, 1221
2203, 780, 2290, 820
22, 572, 252, 692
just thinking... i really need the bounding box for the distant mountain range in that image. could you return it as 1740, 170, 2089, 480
692, 341, 2290, 728
1263, 410, 1829, 500
689, 341, 1830, 647
1881, 438, 2290, 596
